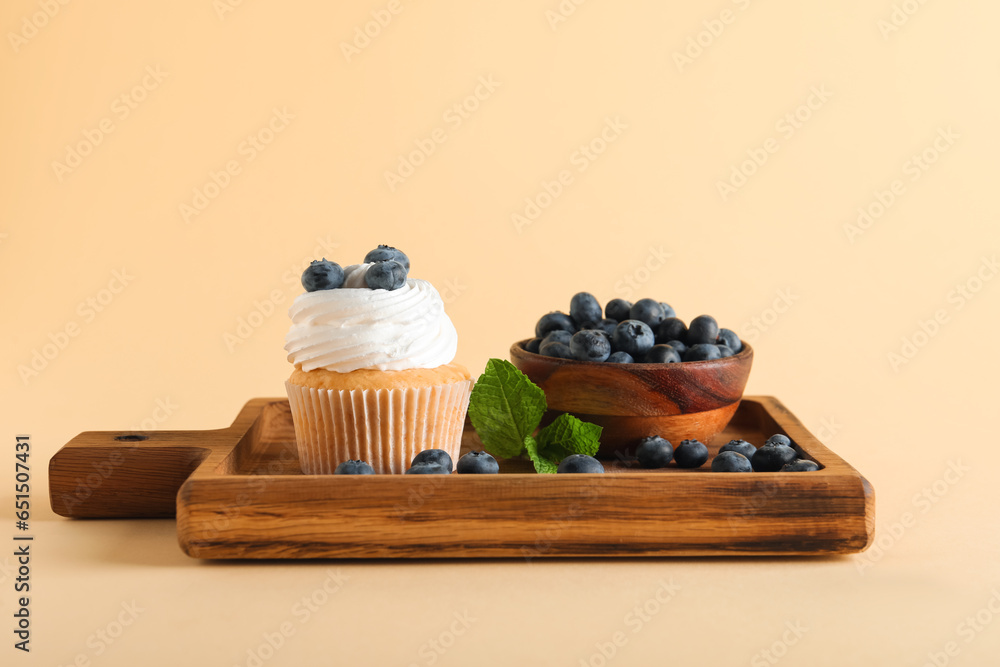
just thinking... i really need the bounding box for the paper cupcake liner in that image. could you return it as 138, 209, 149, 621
285, 379, 472, 475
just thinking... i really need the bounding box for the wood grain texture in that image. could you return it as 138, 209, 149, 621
49, 396, 874, 559
511, 339, 753, 450
48, 399, 268, 518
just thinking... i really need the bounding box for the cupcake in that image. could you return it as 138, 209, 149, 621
284, 245, 472, 474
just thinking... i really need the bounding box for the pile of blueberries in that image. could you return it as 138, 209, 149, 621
333, 439, 817, 475
525, 293, 743, 363
301, 244, 411, 292
635, 434, 819, 472
334, 449, 501, 475
334, 449, 608, 474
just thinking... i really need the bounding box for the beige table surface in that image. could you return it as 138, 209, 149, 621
3, 1, 999, 665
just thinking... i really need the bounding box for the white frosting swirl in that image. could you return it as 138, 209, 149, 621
284, 264, 458, 373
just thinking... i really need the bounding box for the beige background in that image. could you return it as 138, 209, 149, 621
2, 0, 999, 665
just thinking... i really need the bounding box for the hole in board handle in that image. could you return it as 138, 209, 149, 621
114, 434, 149, 442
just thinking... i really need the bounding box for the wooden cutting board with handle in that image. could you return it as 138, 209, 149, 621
49, 396, 874, 559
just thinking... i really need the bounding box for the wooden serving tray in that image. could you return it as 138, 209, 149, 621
48, 396, 874, 559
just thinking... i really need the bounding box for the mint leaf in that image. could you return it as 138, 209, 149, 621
467, 359, 547, 460
524, 435, 559, 474
536, 413, 602, 462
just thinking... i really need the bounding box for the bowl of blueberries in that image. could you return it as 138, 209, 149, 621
510, 293, 753, 454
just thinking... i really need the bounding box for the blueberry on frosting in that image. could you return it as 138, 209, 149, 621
365, 260, 407, 290
301, 259, 345, 292
302, 245, 412, 293
364, 244, 410, 271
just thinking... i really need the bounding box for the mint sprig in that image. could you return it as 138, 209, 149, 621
536, 413, 602, 461
467, 359, 603, 473
524, 436, 559, 475
467, 359, 546, 459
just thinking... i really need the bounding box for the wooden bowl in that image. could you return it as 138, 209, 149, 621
510, 339, 753, 456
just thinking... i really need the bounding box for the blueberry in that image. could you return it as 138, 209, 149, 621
719, 439, 756, 460
781, 459, 820, 472
570, 292, 603, 328
683, 344, 722, 362
644, 344, 681, 363
664, 339, 687, 355
594, 318, 618, 337
334, 459, 375, 475
607, 351, 634, 363
674, 439, 709, 468
540, 341, 574, 359
542, 330, 573, 347
711, 451, 752, 472
301, 259, 345, 292
525, 338, 542, 354
364, 244, 410, 271
765, 434, 791, 447
405, 462, 450, 474
611, 320, 655, 358
605, 298, 632, 322
750, 444, 797, 472
629, 298, 666, 327
570, 330, 611, 362
717, 345, 735, 358
456, 450, 500, 474
411, 448, 453, 473
539, 331, 573, 357
365, 260, 407, 290
636, 436, 673, 468
686, 315, 720, 346
659, 302, 676, 318
655, 318, 688, 344
716, 328, 742, 353
535, 311, 576, 338
557, 454, 605, 474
